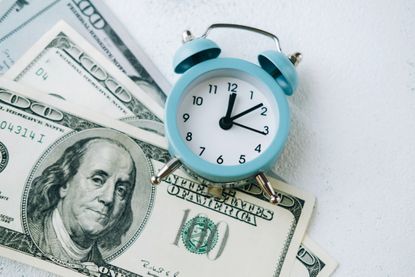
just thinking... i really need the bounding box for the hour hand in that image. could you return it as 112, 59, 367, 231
219, 93, 237, 130
225, 93, 237, 119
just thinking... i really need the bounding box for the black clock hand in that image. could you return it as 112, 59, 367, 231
230, 103, 263, 121
225, 93, 237, 119
233, 122, 267, 135
219, 93, 237, 130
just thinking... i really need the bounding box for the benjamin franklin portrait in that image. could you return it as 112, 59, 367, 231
24, 129, 154, 267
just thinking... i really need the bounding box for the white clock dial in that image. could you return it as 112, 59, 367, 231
177, 71, 279, 166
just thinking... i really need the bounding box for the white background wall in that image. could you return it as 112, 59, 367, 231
1, 0, 414, 276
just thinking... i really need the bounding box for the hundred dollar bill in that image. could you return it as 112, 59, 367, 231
0, 0, 169, 105
0, 79, 314, 276
2, 236, 337, 277
4, 21, 164, 130
291, 236, 338, 277
267, 173, 338, 276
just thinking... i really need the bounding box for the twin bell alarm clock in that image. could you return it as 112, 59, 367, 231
151, 24, 301, 204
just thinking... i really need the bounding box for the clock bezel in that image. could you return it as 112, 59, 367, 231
166, 57, 290, 183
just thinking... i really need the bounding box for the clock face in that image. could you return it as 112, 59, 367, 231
177, 70, 279, 166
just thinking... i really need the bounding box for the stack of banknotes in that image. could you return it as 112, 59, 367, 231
0, 1, 337, 276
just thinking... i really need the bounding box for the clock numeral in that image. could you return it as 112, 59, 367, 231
208, 84, 218, 94
186, 132, 192, 141
263, 126, 269, 135
255, 144, 262, 153
227, 82, 238, 92
250, 90, 254, 99
199, 147, 206, 156
239, 155, 246, 164
192, 96, 204, 106
216, 155, 224, 164
261, 106, 267, 116
183, 113, 190, 122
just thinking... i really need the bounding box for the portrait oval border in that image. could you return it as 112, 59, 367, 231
21, 128, 156, 265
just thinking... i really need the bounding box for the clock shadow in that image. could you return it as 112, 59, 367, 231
272, 65, 316, 185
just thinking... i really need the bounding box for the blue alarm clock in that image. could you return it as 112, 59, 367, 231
151, 24, 301, 204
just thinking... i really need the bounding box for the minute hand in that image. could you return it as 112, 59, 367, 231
230, 103, 264, 121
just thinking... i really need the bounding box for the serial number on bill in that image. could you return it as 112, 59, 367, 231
0, 120, 45, 144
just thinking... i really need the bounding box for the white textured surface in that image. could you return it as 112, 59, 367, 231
0, 256, 55, 276
2, 0, 415, 276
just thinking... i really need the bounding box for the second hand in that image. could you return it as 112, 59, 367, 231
233, 122, 267, 135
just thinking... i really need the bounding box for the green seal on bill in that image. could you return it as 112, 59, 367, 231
181, 216, 218, 254
0, 142, 9, 173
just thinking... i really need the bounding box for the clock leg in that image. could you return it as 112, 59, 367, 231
255, 172, 281, 204
151, 157, 182, 185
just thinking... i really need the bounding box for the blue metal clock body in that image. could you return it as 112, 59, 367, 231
166, 57, 294, 183
152, 24, 300, 203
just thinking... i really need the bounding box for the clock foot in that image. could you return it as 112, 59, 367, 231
151, 157, 182, 185
255, 172, 281, 204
